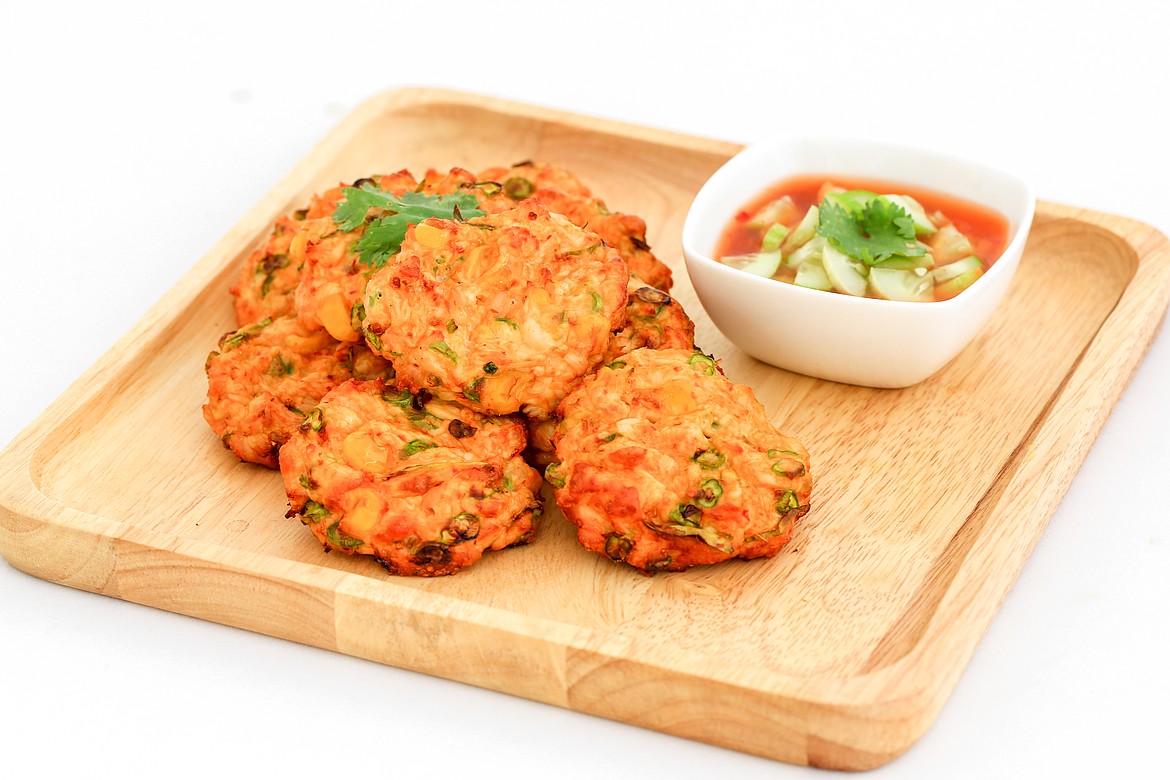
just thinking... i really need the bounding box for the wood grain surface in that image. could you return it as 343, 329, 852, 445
2, 87, 1168, 771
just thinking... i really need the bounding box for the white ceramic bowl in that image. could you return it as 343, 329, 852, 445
682, 137, 1036, 388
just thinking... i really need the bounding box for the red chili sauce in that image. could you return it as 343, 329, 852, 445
715, 174, 1010, 301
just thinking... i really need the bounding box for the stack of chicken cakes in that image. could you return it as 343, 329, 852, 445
203, 162, 810, 575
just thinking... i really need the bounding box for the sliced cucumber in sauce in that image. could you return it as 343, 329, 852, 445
785, 234, 825, 268
723, 250, 782, 279
821, 244, 869, 297
871, 252, 935, 271
793, 258, 832, 291
718, 188, 988, 302
933, 254, 984, 282
883, 194, 937, 236
782, 205, 819, 253
869, 266, 934, 301
746, 196, 799, 229
761, 223, 789, 252
935, 266, 985, 299
925, 223, 975, 264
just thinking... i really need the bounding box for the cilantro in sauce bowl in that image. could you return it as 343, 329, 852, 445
681, 137, 1035, 387
716, 175, 1010, 303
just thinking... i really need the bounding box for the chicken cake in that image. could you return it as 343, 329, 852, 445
207, 159, 746, 579
235, 162, 670, 340
278, 378, 543, 576
525, 280, 698, 467
229, 173, 414, 328
229, 211, 306, 327
605, 282, 697, 364
474, 161, 673, 291
203, 316, 394, 468
547, 348, 811, 573
361, 200, 629, 418
474, 161, 593, 199
289, 170, 456, 343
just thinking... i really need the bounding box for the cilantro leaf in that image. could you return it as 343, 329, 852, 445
332, 186, 395, 232
816, 195, 927, 266
351, 219, 412, 269
332, 184, 484, 268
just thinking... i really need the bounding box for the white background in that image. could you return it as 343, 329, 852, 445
2, 1, 1168, 777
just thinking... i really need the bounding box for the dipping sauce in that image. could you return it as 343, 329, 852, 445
715, 175, 1010, 302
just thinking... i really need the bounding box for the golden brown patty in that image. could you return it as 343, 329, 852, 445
474, 161, 593, 200
278, 379, 543, 576
229, 175, 407, 328
291, 170, 424, 342
548, 348, 811, 573
279, 167, 538, 342
605, 282, 697, 363
361, 201, 629, 417
203, 316, 394, 468
475, 162, 673, 291
525, 281, 698, 468
230, 212, 304, 327
235, 163, 670, 338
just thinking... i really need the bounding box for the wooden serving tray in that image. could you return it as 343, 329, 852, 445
3, 87, 1168, 771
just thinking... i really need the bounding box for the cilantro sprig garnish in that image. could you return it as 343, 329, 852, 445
816, 192, 927, 267
332, 184, 484, 268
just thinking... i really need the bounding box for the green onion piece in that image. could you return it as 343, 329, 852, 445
692, 449, 726, 470
382, 389, 414, 407
688, 352, 717, 375
302, 501, 330, 524
483, 361, 498, 374
589, 291, 603, 312
504, 177, 535, 199
772, 458, 806, 478
469, 181, 503, 196
303, 407, 324, 431
745, 520, 793, 543
696, 478, 724, 508
429, 340, 458, 362
496, 318, 518, 330
405, 411, 439, 431
258, 254, 289, 297
697, 526, 735, 554
668, 504, 700, 527
350, 302, 366, 333
604, 534, 632, 562
221, 318, 271, 350
776, 490, 800, 515
657, 505, 733, 553
439, 512, 481, 544
326, 522, 364, 549
544, 462, 566, 488
267, 354, 294, 377
403, 439, 437, 456
567, 241, 602, 256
